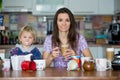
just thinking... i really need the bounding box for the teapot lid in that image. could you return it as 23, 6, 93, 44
116, 55, 120, 58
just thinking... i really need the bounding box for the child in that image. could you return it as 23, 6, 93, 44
10, 25, 42, 60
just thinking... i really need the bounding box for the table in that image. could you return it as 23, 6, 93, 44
0, 67, 120, 80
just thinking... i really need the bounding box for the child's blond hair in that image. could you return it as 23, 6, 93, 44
18, 25, 36, 43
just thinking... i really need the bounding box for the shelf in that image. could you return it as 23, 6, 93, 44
0, 45, 15, 49
0, 45, 43, 49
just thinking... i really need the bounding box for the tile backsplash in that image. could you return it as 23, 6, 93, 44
0, 12, 113, 44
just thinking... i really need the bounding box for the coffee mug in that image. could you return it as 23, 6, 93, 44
95, 58, 110, 71
2, 59, 10, 71
34, 60, 46, 70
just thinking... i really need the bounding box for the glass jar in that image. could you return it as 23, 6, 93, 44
83, 60, 95, 71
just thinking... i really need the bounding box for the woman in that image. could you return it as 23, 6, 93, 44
43, 7, 93, 68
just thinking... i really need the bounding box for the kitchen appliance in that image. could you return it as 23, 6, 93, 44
107, 19, 120, 44
112, 51, 120, 70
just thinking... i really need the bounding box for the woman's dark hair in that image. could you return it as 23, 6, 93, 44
52, 7, 79, 52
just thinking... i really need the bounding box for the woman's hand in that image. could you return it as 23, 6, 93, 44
51, 47, 60, 59
63, 49, 76, 60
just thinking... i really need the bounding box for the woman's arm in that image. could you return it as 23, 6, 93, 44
82, 48, 93, 60
43, 47, 60, 67
43, 52, 54, 67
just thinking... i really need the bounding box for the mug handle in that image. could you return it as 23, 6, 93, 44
106, 60, 112, 70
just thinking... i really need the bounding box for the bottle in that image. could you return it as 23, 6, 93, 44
0, 30, 2, 45
9, 31, 14, 45
6, 30, 9, 44
2, 30, 8, 45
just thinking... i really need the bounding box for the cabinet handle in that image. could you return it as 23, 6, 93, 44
4, 6, 24, 8
74, 11, 95, 13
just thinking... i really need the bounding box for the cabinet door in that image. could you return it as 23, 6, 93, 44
114, 0, 120, 14
89, 46, 106, 59
66, 0, 98, 15
2, 0, 33, 12
97, 46, 106, 58
89, 47, 98, 59
32, 0, 65, 15
99, 0, 114, 15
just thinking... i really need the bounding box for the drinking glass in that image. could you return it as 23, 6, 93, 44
61, 44, 69, 61
106, 48, 114, 69
106, 48, 114, 61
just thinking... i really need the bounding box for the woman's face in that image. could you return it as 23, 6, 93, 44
57, 13, 70, 32
19, 31, 34, 47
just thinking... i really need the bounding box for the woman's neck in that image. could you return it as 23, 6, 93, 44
59, 31, 68, 45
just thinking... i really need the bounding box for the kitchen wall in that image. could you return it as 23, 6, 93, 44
0, 12, 113, 45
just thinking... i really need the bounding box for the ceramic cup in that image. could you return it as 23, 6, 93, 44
34, 60, 46, 70
2, 59, 10, 71
95, 58, 110, 71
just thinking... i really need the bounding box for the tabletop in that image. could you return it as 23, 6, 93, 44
0, 67, 120, 80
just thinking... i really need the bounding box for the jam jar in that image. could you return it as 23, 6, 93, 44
83, 60, 95, 71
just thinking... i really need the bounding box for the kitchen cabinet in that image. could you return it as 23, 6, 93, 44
114, 0, 120, 14
65, 0, 98, 15
32, 0, 115, 15
89, 47, 98, 59
97, 46, 106, 58
98, 0, 114, 15
65, 0, 114, 15
89, 46, 106, 59
32, 0, 66, 15
2, 0, 33, 12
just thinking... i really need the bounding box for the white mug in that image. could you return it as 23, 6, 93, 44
95, 58, 110, 71
34, 60, 46, 70
2, 59, 10, 71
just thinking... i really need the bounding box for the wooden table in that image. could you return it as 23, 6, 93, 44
0, 67, 120, 80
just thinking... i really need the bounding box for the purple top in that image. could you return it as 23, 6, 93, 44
43, 34, 88, 68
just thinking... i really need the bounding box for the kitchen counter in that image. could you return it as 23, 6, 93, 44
0, 43, 120, 49
0, 68, 120, 80
0, 43, 120, 59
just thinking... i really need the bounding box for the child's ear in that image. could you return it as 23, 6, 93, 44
33, 39, 36, 44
